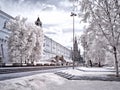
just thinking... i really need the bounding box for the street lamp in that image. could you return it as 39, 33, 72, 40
70, 12, 77, 69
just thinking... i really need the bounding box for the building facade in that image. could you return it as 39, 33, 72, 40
0, 10, 14, 64
42, 35, 71, 60
0, 10, 72, 65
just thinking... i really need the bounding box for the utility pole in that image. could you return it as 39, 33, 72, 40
70, 12, 77, 69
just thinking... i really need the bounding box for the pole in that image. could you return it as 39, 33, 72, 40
73, 15, 75, 69
71, 12, 76, 69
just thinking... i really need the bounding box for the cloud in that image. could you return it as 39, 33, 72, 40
0, 0, 72, 12
42, 4, 56, 11
45, 32, 57, 35
62, 28, 83, 33
44, 24, 58, 28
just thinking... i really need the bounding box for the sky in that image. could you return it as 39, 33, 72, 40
0, 0, 87, 53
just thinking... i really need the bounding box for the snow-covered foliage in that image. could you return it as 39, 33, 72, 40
79, 0, 120, 76
6, 16, 44, 64
80, 30, 106, 66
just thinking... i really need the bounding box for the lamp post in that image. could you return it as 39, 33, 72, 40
70, 12, 77, 69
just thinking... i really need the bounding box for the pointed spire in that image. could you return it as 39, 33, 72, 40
74, 36, 77, 43
35, 17, 42, 27
37, 17, 40, 21
74, 36, 78, 51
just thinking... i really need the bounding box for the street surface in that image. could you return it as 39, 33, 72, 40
0, 67, 69, 81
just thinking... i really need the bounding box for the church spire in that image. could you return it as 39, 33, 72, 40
35, 17, 42, 27
74, 36, 78, 52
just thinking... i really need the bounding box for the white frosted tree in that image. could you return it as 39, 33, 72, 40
79, 0, 120, 76
80, 29, 106, 67
6, 16, 44, 65
26, 23, 44, 64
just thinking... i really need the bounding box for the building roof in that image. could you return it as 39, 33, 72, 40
0, 10, 14, 19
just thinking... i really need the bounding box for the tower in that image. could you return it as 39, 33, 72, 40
35, 17, 42, 27
74, 37, 78, 53
73, 37, 83, 63
74, 37, 79, 61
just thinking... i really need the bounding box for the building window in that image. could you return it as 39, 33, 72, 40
2, 39, 4, 42
3, 20, 7, 28
53, 46, 55, 49
4, 40, 7, 43
46, 44, 49, 47
43, 43, 45, 47
1, 44, 4, 58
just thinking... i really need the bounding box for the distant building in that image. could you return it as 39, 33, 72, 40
0, 10, 72, 65
42, 35, 71, 60
73, 37, 83, 64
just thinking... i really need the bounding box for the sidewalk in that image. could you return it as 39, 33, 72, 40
55, 67, 120, 81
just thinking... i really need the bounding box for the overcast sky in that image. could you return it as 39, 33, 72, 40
0, 0, 87, 52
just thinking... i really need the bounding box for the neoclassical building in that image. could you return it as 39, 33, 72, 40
0, 10, 14, 64
0, 10, 72, 65
43, 35, 71, 60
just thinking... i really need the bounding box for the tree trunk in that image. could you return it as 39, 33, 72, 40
98, 61, 101, 67
89, 60, 92, 67
73, 61, 75, 69
20, 55, 22, 66
113, 46, 119, 77
20, 50, 23, 66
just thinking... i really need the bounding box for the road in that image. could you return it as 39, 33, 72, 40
0, 67, 69, 81
0, 66, 71, 74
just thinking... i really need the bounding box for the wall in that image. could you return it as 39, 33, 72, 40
42, 35, 71, 60
0, 10, 12, 64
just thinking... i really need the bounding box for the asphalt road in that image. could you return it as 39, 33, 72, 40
0, 67, 69, 81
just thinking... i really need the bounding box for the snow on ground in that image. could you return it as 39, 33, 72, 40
78, 67, 116, 72
0, 73, 65, 90
0, 67, 120, 90
59, 67, 117, 77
